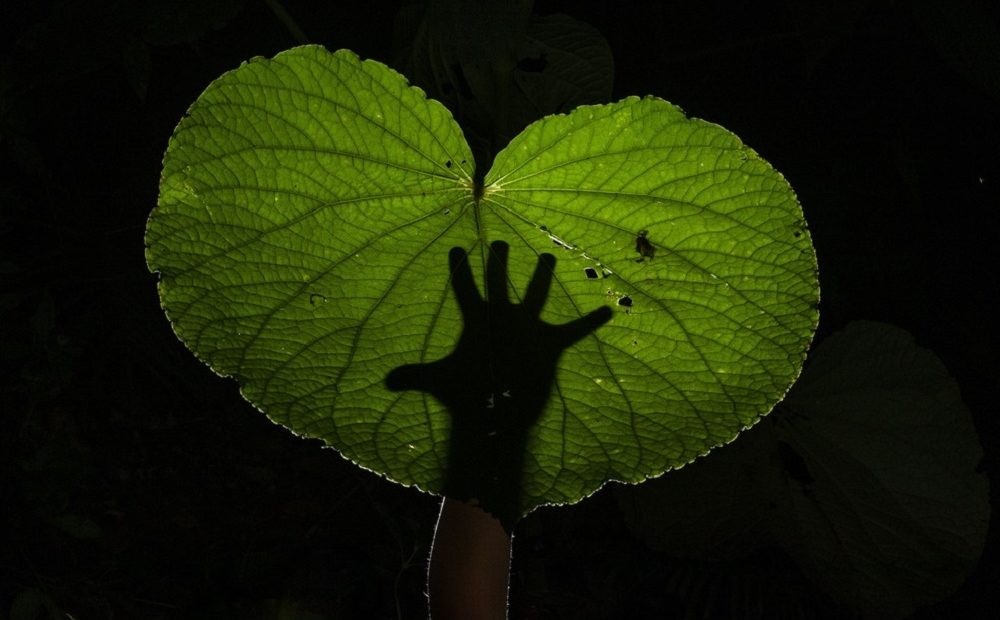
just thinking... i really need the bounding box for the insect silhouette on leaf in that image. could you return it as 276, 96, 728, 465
635, 229, 656, 262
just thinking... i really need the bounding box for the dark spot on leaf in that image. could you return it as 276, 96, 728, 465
617, 295, 633, 308
445, 160, 452, 168
539, 225, 548, 231
794, 231, 802, 238
584, 267, 599, 279
635, 229, 655, 261
516, 53, 548, 73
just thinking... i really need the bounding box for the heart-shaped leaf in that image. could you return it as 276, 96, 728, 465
146, 45, 819, 520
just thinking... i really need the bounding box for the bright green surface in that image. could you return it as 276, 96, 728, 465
146, 45, 819, 517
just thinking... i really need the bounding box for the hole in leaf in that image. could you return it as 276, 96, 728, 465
617, 295, 633, 308
584, 267, 599, 279
549, 234, 573, 250
635, 229, 656, 261
445, 160, 452, 168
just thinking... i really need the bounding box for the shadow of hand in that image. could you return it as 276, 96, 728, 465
386, 241, 611, 530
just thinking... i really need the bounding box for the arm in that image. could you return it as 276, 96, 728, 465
428, 498, 512, 620
387, 243, 610, 618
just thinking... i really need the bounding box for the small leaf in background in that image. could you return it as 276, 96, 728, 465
394, 0, 613, 161
617, 321, 990, 619
775, 321, 989, 618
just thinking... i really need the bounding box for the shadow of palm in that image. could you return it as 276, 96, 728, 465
386, 240, 611, 530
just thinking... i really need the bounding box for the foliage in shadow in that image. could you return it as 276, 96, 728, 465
386, 241, 611, 530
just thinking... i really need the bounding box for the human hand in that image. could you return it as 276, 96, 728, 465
386, 240, 611, 528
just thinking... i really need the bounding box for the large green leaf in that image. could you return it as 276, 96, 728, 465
146, 45, 819, 521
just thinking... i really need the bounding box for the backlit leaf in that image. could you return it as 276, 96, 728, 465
146, 45, 819, 519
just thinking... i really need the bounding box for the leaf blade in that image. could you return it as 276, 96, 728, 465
148, 49, 820, 520
147, 45, 475, 492
484, 96, 819, 509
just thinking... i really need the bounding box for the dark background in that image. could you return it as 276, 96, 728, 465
2, 0, 997, 618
